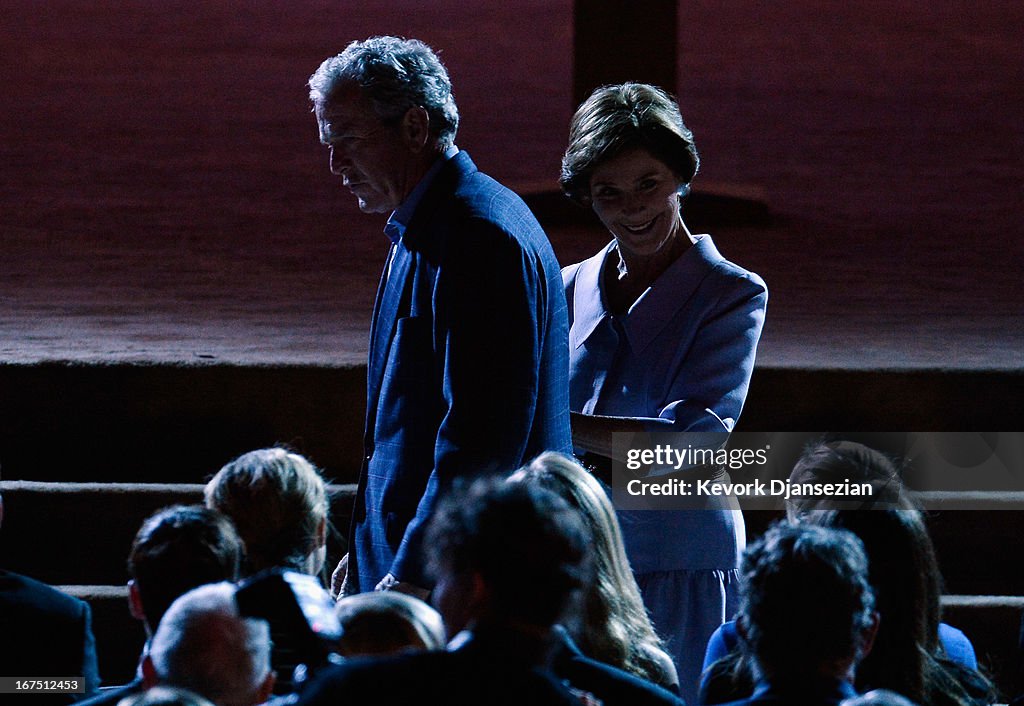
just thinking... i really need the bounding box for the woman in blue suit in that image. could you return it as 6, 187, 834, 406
559, 83, 768, 703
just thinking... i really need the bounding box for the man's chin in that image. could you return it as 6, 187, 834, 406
356, 198, 390, 215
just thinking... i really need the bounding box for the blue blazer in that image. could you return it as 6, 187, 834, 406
349, 151, 572, 591
297, 630, 584, 706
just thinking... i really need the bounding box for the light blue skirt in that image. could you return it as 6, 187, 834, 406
618, 506, 744, 704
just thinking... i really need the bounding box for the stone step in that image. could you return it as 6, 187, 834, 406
940, 595, 1024, 700
3, 363, 1022, 484
3, 481, 1021, 596
0, 363, 368, 483
742, 498, 1024, 597
5, 478, 1017, 691
0, 481, 357, 586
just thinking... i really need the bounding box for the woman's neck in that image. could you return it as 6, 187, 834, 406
604, 224, 694, 315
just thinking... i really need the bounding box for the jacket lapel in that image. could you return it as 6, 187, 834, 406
365, 244, 413, 435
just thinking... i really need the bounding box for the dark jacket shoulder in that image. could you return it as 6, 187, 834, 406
0, 570, 102, 701
553, 629, 686, 706
298, 648, 581, 706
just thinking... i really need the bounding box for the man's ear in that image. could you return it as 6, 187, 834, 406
141, 654, 159, 689
316, 516, 327, 548
128, 580, 146, 622
857, 610, 881, 661
464, 570, 492, 623
400, 106, 431, 153
255, 670, 276, 704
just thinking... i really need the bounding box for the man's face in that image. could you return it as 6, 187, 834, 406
316, 86, 415, 214
431, 568, 477, 639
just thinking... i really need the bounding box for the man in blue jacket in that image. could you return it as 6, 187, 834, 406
308, 36, 572, 597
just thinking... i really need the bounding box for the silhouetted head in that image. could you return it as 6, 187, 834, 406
117, 685, 216, 706
128, 505, 243, 634
309, 37, 459, 214
561, 82, 698, 206
205, 448, 328, 577
787, 440, 908, 518
144, 582, 275, 706
738, 522, 877, 683
425, 477, 592, 637
803, 507, 947, 701
309, 36, 459, 150
840, 688, 919, 706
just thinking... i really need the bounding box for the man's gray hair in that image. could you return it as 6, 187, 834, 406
149, 582, 271, 706
308, 35, 459, 149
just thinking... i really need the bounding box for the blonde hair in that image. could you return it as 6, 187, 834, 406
205, 448, 328, 576
511, 452, 676, 689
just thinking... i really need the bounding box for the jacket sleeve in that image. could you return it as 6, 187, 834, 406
656, 271, 767, 432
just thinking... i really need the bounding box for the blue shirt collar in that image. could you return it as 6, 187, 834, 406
384, 145, 459, 244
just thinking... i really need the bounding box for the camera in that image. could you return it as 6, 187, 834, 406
235, 569, 343, 690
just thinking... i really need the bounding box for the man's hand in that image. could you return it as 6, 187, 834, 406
374, 573, 431, 601
330, 553, 351, 600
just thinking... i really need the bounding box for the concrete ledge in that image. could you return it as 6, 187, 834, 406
3, 365, 1022, 487
943, 595, 1024, 609
918, 492, 1024, 511
2, 480, 357, 496
0, 363, 368, 483
3, 481, 208, 496
59, 585, 129, 601
5, 364, 1022, 485
0, 482, 357, 585
4, 481, 1018, 595
941, 595, 1024, 699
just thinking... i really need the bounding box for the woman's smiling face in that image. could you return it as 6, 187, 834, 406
588, 147, 685, 258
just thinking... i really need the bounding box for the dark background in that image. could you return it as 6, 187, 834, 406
3, 1, 1021, 370
1, 3, 1021, 688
